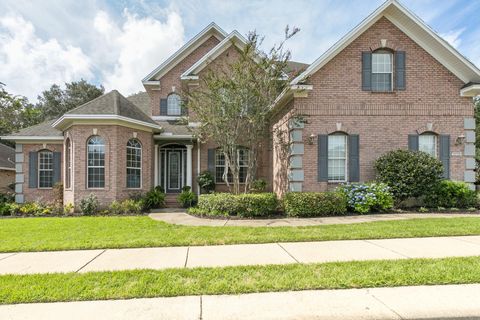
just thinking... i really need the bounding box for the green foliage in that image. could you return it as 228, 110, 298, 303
177, 186, 197, 208
0, 202, 20, 216
424, 180, 477, 209
79, 194, 99, 215
197, 171, 215, 193
374, 149, 444, 201
0, 192, 14, 204
36, 79, 104, 120
249, 179, 267, 193
143, 186, 166, 210
191, 193, 278, 218
338, 183, 394, 214
0, 84, 43, 137
282, 192, 347, 217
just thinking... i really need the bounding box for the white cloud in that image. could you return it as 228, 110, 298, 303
440, 29, 465, 48
0, 14, 93, 100
96, 9, 185, 94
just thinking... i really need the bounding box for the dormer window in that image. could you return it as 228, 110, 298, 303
372, 50, 393, 92
167, 93, 181, 116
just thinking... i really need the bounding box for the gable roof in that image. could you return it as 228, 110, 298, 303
127, 91, 151, 116
292, 0, 480, 85
180, 30, 247, 80
52, 90, 160, 130
0, 143, 15, 170
142, 22, 227, 83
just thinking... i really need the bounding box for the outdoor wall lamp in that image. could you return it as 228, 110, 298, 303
455, 134, 466, 145
306, 134, 316, 145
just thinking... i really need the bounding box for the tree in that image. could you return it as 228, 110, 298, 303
37, 79, 104, 120
186, 27, 299, 194
0, 83, 43, 137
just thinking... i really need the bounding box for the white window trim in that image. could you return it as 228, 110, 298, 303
371, 51, 393, 92
126, 139, 142, 189
328, 135, 348, 183
419, 134, 438, 158
215, 148, 249, 184
65, 139, 72, 190
87, 137, 106, 189
38, 150, 53, 189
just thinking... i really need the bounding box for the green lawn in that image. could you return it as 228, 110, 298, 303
1, 216, 480, 252
1, 256, 480, 304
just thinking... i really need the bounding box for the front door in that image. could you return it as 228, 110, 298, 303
167, 150, 181, 193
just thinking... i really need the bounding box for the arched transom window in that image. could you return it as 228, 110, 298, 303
126, 139, 142, 188
167, 93, 181, 116
87, 136, 105, 188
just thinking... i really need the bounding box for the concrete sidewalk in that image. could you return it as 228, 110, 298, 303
2, 284, 480, 319
2, 235, 480, 275
149, 210, 480, 227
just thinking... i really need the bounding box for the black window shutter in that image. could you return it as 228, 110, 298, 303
28, 152, 38, 188
53, 152, 61, 184
207, 149, 215, 175
348, 135, 360, 182
160, 98, 168, 115
395, 51, 406, 90
318, 135, 328, 182
439, 135, 450, 179
362, 52, 372, 91
408, 134, 419, 151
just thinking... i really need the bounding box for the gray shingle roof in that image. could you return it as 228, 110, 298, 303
9, 119, 62, 137
127, 91, 151, 116
67, 90, 157, 125
0, 143, 14, 169
157, 121, 192, 135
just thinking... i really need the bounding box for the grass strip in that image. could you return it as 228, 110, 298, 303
1, 256, 480, 304
2, 216, 480, 252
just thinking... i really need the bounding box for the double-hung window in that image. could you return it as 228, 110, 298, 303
419, 133, 437, 158
328, 134, 347, 182
87, 136, 105, 188
126, 139, 142, 188
372, 51, 393, 92
215, 148, 249, 183
38, 150, 53, 188
167, 94, 181, 116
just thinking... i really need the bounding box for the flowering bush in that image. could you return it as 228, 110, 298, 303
339, 183, 394, 214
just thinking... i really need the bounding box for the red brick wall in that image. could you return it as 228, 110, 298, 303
272, 17, 474, 193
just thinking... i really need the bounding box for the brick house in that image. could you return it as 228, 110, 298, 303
2, 0, 479, 207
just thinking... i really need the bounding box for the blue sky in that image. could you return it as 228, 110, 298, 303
1, 0, 479, 100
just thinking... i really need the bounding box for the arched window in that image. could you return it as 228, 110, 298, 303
126, 139, 142, 188
65, 138, 72, 189
419, 133, 437, 158
328, 133, 348, 182
87, 136, 105, 188
38, 150, 53, 188
215, 147, 249, 183
167, 93, 181, 116
372, 49, 393, 92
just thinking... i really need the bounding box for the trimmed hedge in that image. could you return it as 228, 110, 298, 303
283, 192, 347, 217
190, 193, 278, 218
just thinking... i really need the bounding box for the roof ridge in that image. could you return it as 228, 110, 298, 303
67, 90, 113, 115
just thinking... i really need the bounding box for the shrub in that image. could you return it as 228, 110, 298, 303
250, 179, 267, 193
0, 202, 19, 216
108, 199, 143, 215
177, 186, 197, 208
108, 200, 123, 215
283, 192, 347, 217
374, 149, 444, 201
424, 180, 477, 209
143, 186, 166, 210
192, 193, 278, 218
79, 193, 99, 215
197, 171, 215, 194
338, 183, 394, 214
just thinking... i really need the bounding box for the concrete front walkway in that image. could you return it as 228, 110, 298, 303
2, 235, 480, 275
149, 209, 480, 227
2, 284, 480, 319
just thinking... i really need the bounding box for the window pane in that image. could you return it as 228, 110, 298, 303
328, 135, 347, 181
126, 139, 142, 188
167, 94, 181, 115
87, 136, 105, 188
372, 73, 392, 92
419, 134, 437, 158
38, 151, 53, 188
